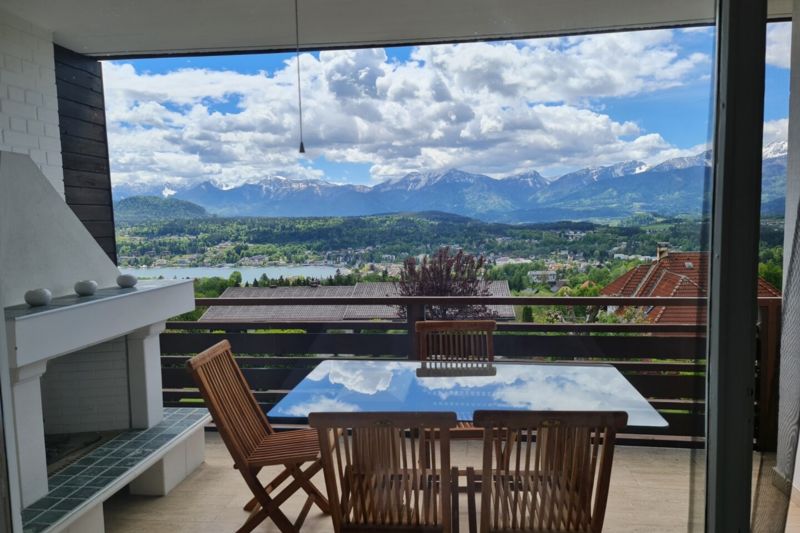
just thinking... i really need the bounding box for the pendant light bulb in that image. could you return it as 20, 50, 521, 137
294, 0, 305, 155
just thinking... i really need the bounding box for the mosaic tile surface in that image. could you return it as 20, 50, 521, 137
22, 408, 209, 533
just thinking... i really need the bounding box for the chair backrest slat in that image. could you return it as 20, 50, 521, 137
474, 410, 627, 533
310, 411, 456, 532
186, 340, 272, 466
416, 320, 496, 364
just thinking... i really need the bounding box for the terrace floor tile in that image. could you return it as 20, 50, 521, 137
101, 432, 720, 532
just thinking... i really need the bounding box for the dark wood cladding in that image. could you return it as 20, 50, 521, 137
54, 45, 117, 264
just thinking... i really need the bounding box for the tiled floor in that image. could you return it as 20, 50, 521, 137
23, 409, 209, 533
104, 432, 717, 532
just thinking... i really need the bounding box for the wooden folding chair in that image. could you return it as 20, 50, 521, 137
309, 411, 459, 533
468, 410, 627, 533
416, 320, 496, 438
186, 340, 329, 533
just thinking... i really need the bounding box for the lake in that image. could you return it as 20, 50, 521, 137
119, 265, 349, 280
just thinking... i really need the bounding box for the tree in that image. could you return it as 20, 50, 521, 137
521, 306, 533, 322
759, 261, 782, 289
228, 271, 242, 287
555, 281, 601, 323
397, 247, 496, 319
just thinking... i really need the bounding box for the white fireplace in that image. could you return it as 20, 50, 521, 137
6, 280, 194, 506
0, 151, 204, 531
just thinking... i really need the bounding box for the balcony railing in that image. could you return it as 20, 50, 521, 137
159, 295, 782, 449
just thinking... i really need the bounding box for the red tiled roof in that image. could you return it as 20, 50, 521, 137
638, 252, 708, 297
602, 264, 650, 296
602, 251, 781, 326
758, 277, 782, 297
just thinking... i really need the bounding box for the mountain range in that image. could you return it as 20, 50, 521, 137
113, 143, 788, 223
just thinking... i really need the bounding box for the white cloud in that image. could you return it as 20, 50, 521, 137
284, 396, 360, 417
303, 361, 406, 395
763, 118, 788, 145
766, 22, 792, 69
104, 29, 714, 189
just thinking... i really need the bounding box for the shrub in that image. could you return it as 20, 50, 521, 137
397, 247, 496, 319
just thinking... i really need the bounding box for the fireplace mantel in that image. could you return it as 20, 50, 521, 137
4, 279, 193, 369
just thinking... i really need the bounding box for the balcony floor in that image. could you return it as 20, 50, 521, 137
104, 432, 795, 532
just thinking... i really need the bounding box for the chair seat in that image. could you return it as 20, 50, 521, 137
247, 429, 321, 467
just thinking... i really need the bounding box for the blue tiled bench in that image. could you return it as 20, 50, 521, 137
22, 408, 210, 533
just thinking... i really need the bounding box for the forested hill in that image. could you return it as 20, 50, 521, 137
114, 196, 209, 224
116, 211, 710, 264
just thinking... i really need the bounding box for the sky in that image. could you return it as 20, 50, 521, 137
103, 23, 792, 191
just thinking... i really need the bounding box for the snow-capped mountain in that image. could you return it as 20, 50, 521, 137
763, 140, 788, 159
650, 150, 713, 172
556, 160, 646, 184
537, 160, 648, 201
500, 170, 550, 188
114, 148, 788, 223
373, 169, 487, 192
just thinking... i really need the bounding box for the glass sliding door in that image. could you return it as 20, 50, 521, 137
102, 4, 718, 530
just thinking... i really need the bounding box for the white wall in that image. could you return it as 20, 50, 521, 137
0, 9, 67, 526
0, 153, 119, 306
41, 339, 130, 434
787, 0, 800, 496
784, 0, 800, 490
0, 7, 63, 195
0, 285, 23, 532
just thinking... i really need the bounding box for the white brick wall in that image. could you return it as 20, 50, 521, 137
0, 8, 63, 194
41, 339, 131, 434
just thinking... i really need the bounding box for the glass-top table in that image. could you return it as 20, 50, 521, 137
267, 360, 668, 428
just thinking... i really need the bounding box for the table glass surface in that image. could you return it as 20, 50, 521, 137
267, 360, 667, 428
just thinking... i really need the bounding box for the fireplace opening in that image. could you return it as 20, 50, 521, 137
45, 431, 124, 476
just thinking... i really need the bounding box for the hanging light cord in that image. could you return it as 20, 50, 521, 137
294, 0, 305, 153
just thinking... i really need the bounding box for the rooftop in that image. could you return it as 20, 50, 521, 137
602, 251, 781, 325
199, 281, 517, 322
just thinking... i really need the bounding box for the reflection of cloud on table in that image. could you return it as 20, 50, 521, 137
270, 361, 667, 428
417, 364, 644, 413
492, 367, 642, 412
312, 361, 406, 395
417, 367, 519, 391
286, 396, 360, 417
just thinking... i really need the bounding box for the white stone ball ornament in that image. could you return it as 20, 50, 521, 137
74, 280, 98, 296
116, 274, 138, 288
24, 288, 52, 307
